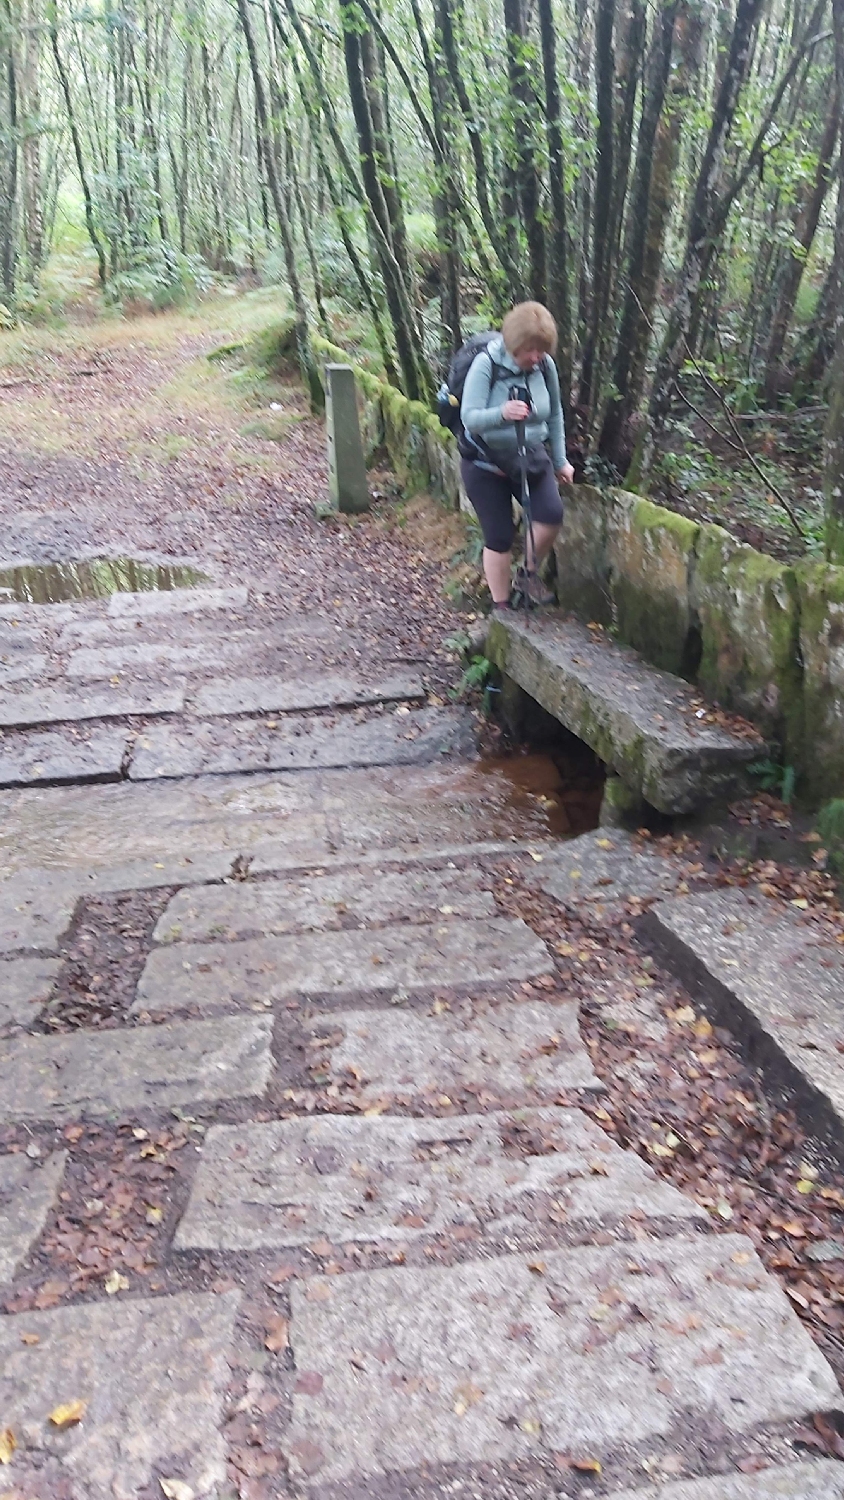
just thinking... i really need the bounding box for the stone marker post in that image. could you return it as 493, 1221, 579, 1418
325, 363, 370, 514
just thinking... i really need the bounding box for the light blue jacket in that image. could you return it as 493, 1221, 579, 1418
460, 335, 567, 470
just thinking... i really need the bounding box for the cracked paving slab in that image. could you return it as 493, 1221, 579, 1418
134, 917, 553, 1013
0, 1151, 66, 1284
0, 955, 62, 1028
128, 705, 474, 780
0, 1013, 272, 1122
302, 997, 600, 1100
153, 864, 498, 943
0, 680, 186, 728
193, 667, 425, 716
0, 1288, 239, 1499
175, 1106, 702, 1252
284, 1236, 839, 1486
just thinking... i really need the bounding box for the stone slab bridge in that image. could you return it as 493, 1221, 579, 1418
1, 578, 843, 1499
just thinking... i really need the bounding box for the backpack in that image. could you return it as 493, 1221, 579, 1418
436, 333, 552, 459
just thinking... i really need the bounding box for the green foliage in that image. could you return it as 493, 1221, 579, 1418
104, 249, 214, 313
817, 800, 844, 877
749, 757, 796, 803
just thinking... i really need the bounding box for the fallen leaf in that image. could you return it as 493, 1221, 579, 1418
160, 1481, 195, 1500
453, 1381, 484, 1416
791, 897, 809, 909
265, 1316, 289, 1352
19, 1332, 39, 1345
572, 1457, 602, 1474
595, 838, 613, 850
0, 1428, 16, 1464
527, 1259, 546, 1274
104, 1270, 129, 1295
49, 1399, 87, 1429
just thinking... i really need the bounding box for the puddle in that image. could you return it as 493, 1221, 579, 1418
474, 750, 604, 840
0, 558, 208, 605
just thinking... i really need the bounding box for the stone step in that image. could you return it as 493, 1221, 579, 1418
135, 916, 553, 1014
0, 1150, 66, 1284
128, 705, 473, 780
0, 680, 185, 729
528, 827, 685, 908
192, 668, 425, 717
0, 1013, 272, 1122
298, 996, 600, 1101
0, 871, 80, 955
0, 955, 61, 1029
646, 888, 844, 1146
613, 1468, 844, 1500
487, 612, 763, 813
153, 863, 498, 943
175, 1105, 701, 1253
281, 1234, 838, 1487
0, 1289, 238, 1497
0, 725, 129, 789
107, 583, 248, 616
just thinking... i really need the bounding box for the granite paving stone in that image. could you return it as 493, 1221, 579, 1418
175, 1106, 702, 1252
0, 955, 61, 1028
0, 871, 79, 954
302, 997, 601, 1099
193, 668, 425, 716
107, 583, 248, 615
284, 1235, 839, 1486
0, 1289, 239, 1499
530, 829, 684, 907
487, 612, 763, 813
153, 864, 498, 943
0, 1151, 66, 1283
128, 705, 473, 779
648, 889, 844, 1133
0, 650, 48, 686
135, 917, 553, 1013
0, 1014, 272, 1121
66, 638, 241, 678
612, 1467, 844, 1500
0, 680, 185, 728
0, 725, 130, 788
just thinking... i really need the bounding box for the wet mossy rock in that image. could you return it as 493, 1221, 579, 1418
795, 560, 844, 799
554, 485, 611, 626
250, 319, 298, 376
692, 525, 802, 745
817, 799, 844, 877
608, 496, 699, 676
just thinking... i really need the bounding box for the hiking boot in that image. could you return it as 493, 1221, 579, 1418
512, 565, 555, 607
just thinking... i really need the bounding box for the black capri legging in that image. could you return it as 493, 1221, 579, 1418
460, 458, 564, 554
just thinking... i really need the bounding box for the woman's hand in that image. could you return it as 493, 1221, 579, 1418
556, 462, 575, 484
501, 399, 531, 422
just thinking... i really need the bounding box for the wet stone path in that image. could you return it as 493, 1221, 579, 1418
0, 583, 843, 1500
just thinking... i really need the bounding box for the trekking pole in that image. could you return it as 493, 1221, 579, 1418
515, 411, 535, 615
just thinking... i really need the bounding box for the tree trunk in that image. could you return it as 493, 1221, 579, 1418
537, 0, 572, 409
578, 0, 615, 417
503, 0, 547, 301
763, 76, 840, 405
600, 0, 704, 471
47, 0, 107, 286
644, 0, 766, 456
824, 0, 844, 561
235, 0, 321, 410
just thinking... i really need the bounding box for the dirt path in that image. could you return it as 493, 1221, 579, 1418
0, 293, 471, 695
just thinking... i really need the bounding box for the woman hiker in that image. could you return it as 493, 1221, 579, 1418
460, 301, 574, 611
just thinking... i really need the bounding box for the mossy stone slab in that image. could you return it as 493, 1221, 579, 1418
554, 484, 612, 625
795, 558, 844, 799
692, 525, 801, 745
608, 492, 699, 675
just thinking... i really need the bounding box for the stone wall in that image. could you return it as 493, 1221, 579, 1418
556, 486, 844, 802
311, 338, 461, 510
